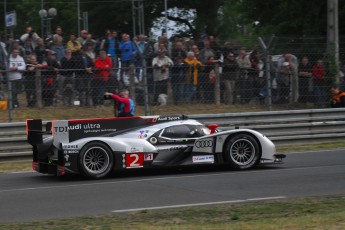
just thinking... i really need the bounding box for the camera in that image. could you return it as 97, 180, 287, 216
103, 95, 112, 100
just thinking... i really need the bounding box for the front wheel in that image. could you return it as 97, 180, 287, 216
79, 142, 114, 179
223, 134, 260, 170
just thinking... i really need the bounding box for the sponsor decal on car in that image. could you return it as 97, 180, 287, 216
125, 153, 144, 168
195, 140, 213, 148
126, 146, 143, 153
144, 153, 154, 161
192, 155, 214, 163
63, 144, 79, 149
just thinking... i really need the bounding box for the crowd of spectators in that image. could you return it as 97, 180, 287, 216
1, 25, 345, 109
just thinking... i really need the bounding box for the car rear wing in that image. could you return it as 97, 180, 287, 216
26, 119, 52, 146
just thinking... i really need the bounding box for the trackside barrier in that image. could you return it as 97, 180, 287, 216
1, 108, 345, 159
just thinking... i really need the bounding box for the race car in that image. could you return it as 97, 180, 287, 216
26, 115, 285, 179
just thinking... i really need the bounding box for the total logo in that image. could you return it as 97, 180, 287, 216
195, 140, 213, 148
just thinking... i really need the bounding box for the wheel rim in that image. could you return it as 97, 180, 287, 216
83, 146, 110, 174
229, 139, 255, 166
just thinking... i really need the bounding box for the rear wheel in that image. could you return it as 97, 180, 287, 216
79, 142, 114, 179
224, 134, 260, 170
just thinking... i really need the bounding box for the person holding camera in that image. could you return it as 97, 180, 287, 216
152, 49, 173, 105
24, 54, 45, 107
104, 89, 135, 117
20, 26, 40, 49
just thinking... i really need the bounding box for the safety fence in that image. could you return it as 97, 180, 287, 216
1, 108, 345, 160
0, 63, 342, 122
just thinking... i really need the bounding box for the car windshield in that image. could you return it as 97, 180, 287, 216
161, 125, 208, 139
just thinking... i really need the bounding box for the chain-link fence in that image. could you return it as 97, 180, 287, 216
1, 36, 344, 122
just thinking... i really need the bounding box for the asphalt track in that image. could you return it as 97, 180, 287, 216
0, 149, 344, 224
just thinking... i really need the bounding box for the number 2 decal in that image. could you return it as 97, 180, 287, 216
125, 153, 144, 168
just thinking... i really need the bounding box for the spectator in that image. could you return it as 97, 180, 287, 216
199, 39, 217, 64
100, 30, 119, 68
171, 56, 187, 104
84, 42, 96, 61
298, 56, 313, 103
184, 51, 202, 103
51, 35, 65, 62
171, 40, 187, 60
223, 41, 239, 57
20, 26, 40, 49
198, 40, 218, 102
190, 45, 202, 61
77, 48, 94, 106
84, 33, 96, 49
23, 39, 35, 60
236, 48, 251, 102
202, 56, 219, 103
330, 85, 345, 108
277, 60, 293, 103
8, 48, 26, 108
52, 26, 64, 44
104, 89, 135, 117
283, 53, 298, 103
34, 38, 47, 63
77, 30, 88, 46
222, 52, 239, 104
154, 35, 172, 57
119, 33, 137, 85
10, 40, 25, 57
24, 55, 44, 107
135, 34, 154, 82
60, 49, 76, 106
152, 49, 173, 105
0, 40, 7, 79
67, 34, 82, 56
248, 49, 264, 102
42, 51, 60, 107
312, 59, 326, 108
208, 35, 222, 60
93, 50, 113, 107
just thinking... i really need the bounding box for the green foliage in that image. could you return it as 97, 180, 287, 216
324, 43, 339, 86
3, 0, 345, 42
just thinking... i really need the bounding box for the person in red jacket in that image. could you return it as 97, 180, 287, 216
93, 50, 113, 106
312, 59, 325, 108
104, 89, 135, 117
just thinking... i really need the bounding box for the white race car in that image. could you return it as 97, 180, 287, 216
27, 115, 285, 179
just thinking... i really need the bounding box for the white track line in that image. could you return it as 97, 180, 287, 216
111, 196, 287, 213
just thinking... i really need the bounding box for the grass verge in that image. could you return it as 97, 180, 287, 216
0, 196, 344, 229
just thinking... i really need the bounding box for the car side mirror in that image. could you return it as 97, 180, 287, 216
207, 124, 219, 134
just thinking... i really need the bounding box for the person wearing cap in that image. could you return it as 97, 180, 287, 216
104, 89, 135, 117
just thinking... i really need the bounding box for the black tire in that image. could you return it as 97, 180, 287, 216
223, 133, 260, 170
79, 142, 114, 179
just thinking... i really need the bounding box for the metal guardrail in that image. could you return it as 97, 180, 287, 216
1, 108, 345, 159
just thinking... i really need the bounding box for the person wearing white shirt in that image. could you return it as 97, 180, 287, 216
8, 49, 26, 108
152, 49, 173, 105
